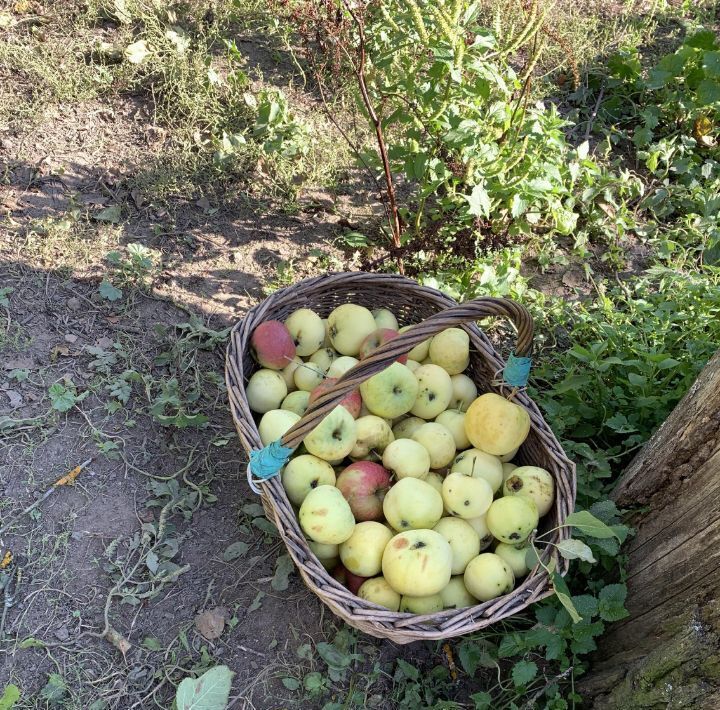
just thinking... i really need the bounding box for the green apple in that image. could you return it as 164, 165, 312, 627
500, 447, 519, 462
502, 462, 517, 482
327, 304, 377, 355
285, 308, 326, 357
494, 542, 530, 578
258, 409, 300, 445
411, 422, 456, 469
300, 485, 355, 544
424, 471, 444, 495
451, 448, 503, 493
372, 308, 399, 331
360, 362, 419, 419
405, 359, 421, 373
442, 472, 494, 519
382, 438, 430, 479
282, 454, 336, 505
280, 355, 304, 391
309, 347, 338, 373
322, 318, 332, 347
433, 517, 480, 575
381, 529, 452, 595
281, 390, 310, 417
247, 369, 288, 413
339, 521, 393, 577
350, 415, 394, 460
466, 514, 494, 551
450, 374, 477, 411
392, 416, 425, 439
502, 466, 555, 516
399, 325, 430, 362
440, 576, 478, 609
327, 356, 359, 378
411, 364, 453, 419
357, 576, 401, 610
464, 393, 530, 456
435, 410, 470, 450
429, 328, 470, 375
485, 496, 538, 544
383, 477, 443, 531
464, 553, 515, 602
399, 594, 443, 614
308, 540, 338, 560
304, 405, 357, 461
294, 361, 326, 392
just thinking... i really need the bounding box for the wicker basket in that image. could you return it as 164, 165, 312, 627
226, 272, 575, 643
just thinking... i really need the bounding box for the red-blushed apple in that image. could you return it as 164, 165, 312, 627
336, 461, 392, 521
308, 377, 362, 418
332, 563, 368, 595
358, 328, 408, 364
250, 320, 296, 370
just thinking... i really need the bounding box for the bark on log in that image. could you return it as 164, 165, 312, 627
581, 349, 720, 708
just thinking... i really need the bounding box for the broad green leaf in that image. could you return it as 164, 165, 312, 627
175, 666, 235, 710
564, 511, 621, 539
556, 539, 597, 563
464, 184, 491, 218
697, 79, 720, 105
40, 674, 67, 702
704, 51, 720, 78
551, 572, 582, 623
598, 584, 629, 622
396, 658, 419, 681
281, 677, 300, 691
49, 383, 77, 412
142, 637, 163, 651
0, 685, 19, 710
511, 660, 537, 687
125, 40, 150, 65
95, 204, 122, 223
222, 541, 249, 561
99, 281, 123, 302
271, 554, 294, 591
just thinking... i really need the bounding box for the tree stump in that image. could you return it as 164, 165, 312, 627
581, 349, 720, 708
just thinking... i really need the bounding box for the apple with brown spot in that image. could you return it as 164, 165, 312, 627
336, 461, 392, 521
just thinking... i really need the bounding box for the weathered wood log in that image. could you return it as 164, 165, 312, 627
581, 349, 720, 708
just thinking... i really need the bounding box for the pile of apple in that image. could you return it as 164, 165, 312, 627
247, 304, 554, 614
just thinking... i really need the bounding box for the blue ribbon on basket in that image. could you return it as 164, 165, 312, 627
503, 353, 532, 388
249, 440, 294, 482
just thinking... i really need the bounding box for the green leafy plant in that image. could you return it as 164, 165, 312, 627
175, 665, 234, 710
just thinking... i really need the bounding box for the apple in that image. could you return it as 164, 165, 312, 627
411, 422, 456, 469
339, 521, 393, 577
500, 447, 519, 463
433, 517, 481, 575
332, 564, 368, 595
411, 364, 453, 419
359, 328, 407, 364
442, 472, 494, 519
247, 369, 288, 413
349, 415, 394, 460
281, 390, 310, 417
372, 308, 399, 331
423, 471, 444, 495
502, 462, 518, 481
399, 594, 443, 614
464, 393, 530, 456
485, 496, 538, 544
303, 405, 357, 461
429, 328, 470, 375
250, 320, 296, 370
360, 362, 419, 419
327, 356, 360, 378
322, 319, 332, 347
327, 304, 377, 356
392, 416, 425, 439
449, 374, 478, 412
435, 410, 470, 449
451, 448, 503, 493
398, 325, 430, 361
494, 542, 530, 578
466, 514, 494, 551
309, 347, 338, 373
282, 454, 336, 505
258, 409, 300, 445
405, 359, 421, 373
358, 576, 401, 611
383, 477, 443, 531
440, 577, 478, 609
308, 540, 338, 560
294, 361, 326, 392
300, 485, 355, 544
280, 355, 304, 391
336, 461, 392, 521
382, 529, 452, 596
464, 553, 515, 602
382, 438, 430, 479
503, 466, 555, 516
308, 377, 362, 418
285, 308, 326, 357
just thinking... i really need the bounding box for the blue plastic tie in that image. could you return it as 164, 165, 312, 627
249, 439, 294, 481
504, 353, 532, 388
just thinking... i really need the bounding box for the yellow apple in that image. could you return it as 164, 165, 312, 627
399, 594, 443, 614
282, 454, 336, 505
327, 356, 359, 378
392, 416, 425, 439
382, 438, 430, 479
494, 542, 530, 578
309, 347, 338, 373
294, 361, 325, 392
405, 359, 421, 373
502, 466, 555, 516
500, 447, 519, 462
412, 422, 456, 469
440, 576, 478, 609
383, 477, 443, 531
299, 485, 355, 544
327, 304, 377, 356
466, 514, 494, 551
464, 553, 515, 602
442, 472, 494, 519
435, 410, 470, 450
433, 517, 481, 575
424, 471, 444, 495
280, 355, 304, 391
411, 364, 453, 419
285, 308, 326, 357
451, 448, 503, 493
360, 362, 419, 419
350, 415, 394, 460
485, 496, 538, 544
247, 369, 287, 413
464, 393, 530, 456
399, 325, 430, 362
429, 328, 470, 375
382, 529, 452, 595
258, 409, 300, 445
281, 390, 310, 417
308, 540, 338, 560
357, 577, 401, 610
339, 521, 393, 577
450, 374, 478, 411
303, 405, 357, 461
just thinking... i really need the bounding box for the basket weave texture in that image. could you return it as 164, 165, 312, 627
226, 272, 576, 643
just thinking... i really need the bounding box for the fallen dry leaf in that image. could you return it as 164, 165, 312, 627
50, 344, 71, 360
194, 607, 228, 640
4, 390, 23, 409
96, 336, 113, 349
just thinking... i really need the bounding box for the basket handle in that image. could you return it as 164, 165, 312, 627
280, 296, 533, 450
